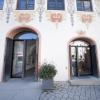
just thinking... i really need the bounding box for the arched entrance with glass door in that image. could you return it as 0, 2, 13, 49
69, 38, 98, 78
4, 28, 39, 81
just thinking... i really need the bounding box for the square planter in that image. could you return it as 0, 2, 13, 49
42, 79, 54, 90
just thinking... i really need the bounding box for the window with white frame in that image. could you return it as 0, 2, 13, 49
47, 0, 65, 10
76, 0, 92, 11
0, 0, 4, 10
17, 0, 35, 10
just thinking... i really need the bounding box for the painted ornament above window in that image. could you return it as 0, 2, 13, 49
51, 13, 62, 22
15, 12, 33, 24
47, 12, 65, 28
80, 14, 93, 29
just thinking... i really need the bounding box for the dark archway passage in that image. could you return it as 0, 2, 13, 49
4, 30, 39, 81
69, 40, 98, 78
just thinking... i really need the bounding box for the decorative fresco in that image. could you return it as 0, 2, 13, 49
14, 12, 34, 24
47, 12, 65, 28
67, 0, 75, 26
36, 0, 45, 22
6, 0, 13, 23
79, 13, 94, 29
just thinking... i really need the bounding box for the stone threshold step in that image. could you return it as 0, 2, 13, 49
69, 79, 100, 85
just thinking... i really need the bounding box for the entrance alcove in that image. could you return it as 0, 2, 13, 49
4, 27, 39, 81
69, 37, 98, 79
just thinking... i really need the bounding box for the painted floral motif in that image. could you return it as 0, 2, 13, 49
6, 0, 13, 23
80, 14, 93, 28
50, 13, 62, 22
81, 14, 92, 23
67, 0, 75, 26
36, 0, 45, 22
15, 12, 33, 23
47, 12, 65, 28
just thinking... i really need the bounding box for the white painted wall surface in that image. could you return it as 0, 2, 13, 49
0, 0, 100, 81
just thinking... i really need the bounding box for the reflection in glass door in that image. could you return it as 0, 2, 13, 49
71, 47, 77, 76
77, 47, 91, 76
25, 41, 36, 78
12, 41, 24, 77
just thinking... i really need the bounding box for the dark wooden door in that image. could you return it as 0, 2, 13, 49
4, 38, 13, 81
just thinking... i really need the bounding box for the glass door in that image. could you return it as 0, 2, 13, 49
71, 46, 92, 77
25, 40, 36, 78
77, 46, 91, 76
71, 46, 77, 76
12, 41, 24, 78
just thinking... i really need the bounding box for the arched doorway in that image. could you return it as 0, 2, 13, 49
4, 30, 39, 81
69, 39, 98, 78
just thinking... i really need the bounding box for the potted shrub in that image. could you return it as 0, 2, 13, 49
39, 63, 57, 90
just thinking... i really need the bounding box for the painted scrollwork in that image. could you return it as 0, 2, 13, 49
67, 0, 75, 26
47, 12, 65, 28
77, 13, 94, 29
6, 0, 13, 23
15, 12, 33, 24
80, 14, 93, 28
36, 0, 45, 22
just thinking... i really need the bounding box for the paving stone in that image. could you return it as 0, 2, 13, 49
62, 94, 69, 98
73, 96, 80, 100
0, 81, 100, 100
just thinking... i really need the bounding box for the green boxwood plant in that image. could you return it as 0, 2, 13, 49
39, 63, 57, 79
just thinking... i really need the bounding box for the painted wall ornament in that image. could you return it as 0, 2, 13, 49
15, 12, 33, 24
77, 30, 86, 35
6, 0, 13, 23
80, 14, 93, 29
51, 13, 62, 22
67, 0, 75, 26
47, 12, 65, 28
36, 0, 45, 22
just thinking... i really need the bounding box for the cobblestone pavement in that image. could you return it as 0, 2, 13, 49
39, 82, 100, 100
0, 80, 100, 100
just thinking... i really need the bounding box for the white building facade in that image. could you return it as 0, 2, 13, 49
0, 0, 100, 82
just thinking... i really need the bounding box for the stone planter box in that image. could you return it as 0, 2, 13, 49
42, 79, 54, 90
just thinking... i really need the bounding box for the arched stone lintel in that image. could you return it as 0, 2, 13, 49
6, 26, 41, 39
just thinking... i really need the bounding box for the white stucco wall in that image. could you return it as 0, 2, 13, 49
0, 0, 100, 82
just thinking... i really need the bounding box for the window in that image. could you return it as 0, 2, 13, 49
17, 0, 35, 10
47, 0, 65, 10
15, 31, 38, 40
0, 0, 4, 10
77, 0, 92, 11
